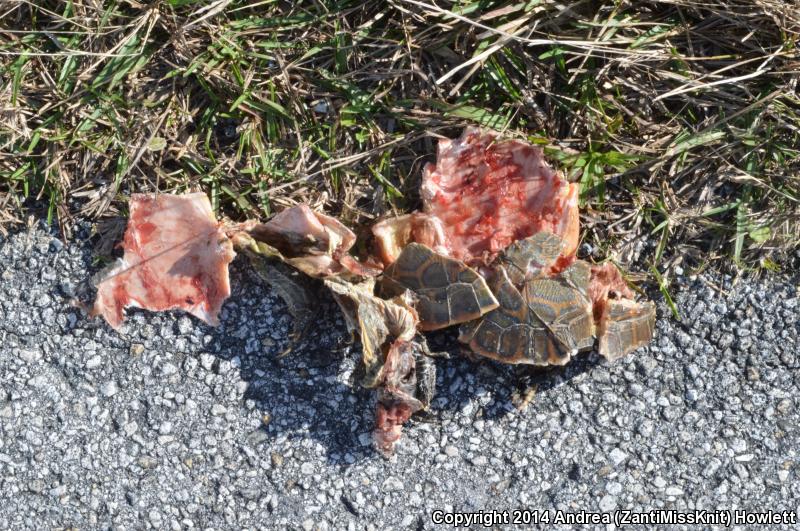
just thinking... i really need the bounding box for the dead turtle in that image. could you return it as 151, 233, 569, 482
383, 230, 655, 364
89, 130, 657, 457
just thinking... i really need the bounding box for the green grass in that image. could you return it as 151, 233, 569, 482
1, 0, 799, 286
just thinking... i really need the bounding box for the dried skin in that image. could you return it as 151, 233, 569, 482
91, 193, 235, 329
324, 277, 434, 454
245, 204, 379, 278
323, 277, 418, 389
247, 253, 317, 343
373, 341, 427, 454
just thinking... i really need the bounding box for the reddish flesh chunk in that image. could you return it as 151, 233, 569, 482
588, 262, 635, 322
550, 253, 577, 277
374, 402, 413, 454
419, 128, 579, 265
92, 193, 235, 329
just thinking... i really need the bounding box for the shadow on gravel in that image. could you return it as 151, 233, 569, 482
23, 218, 379, 466
198, 260, 380, 465
46, 221, 609, 466
196, 259, 604, 465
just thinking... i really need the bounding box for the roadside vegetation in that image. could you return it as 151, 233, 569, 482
1, 0, 798, 280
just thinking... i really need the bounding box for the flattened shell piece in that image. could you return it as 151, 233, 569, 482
382, 243, 498, 330
524, 277, 595, 354
459, 267, 568, 365
498, 231, 565, 285
589, 261, 656, 361
559, 260, 592, 299
597, 299, 656, 361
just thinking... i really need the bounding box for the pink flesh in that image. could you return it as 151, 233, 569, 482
92, 193, 235, 329
588, 262, 635, 321
374, 402, 413, 454
419, 128, 579, 265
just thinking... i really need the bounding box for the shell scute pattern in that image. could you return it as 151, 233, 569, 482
385, 231, 653, 366
598, 299, 657, 360
383, 243, 498, 330
460, 232, 597, 364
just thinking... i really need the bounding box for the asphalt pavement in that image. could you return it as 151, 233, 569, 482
0, 222, 798, 530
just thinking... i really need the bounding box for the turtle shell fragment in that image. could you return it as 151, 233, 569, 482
381, 243, 498, 330
524, 273, 594, 355
459, 267, 570, 365
597, 298, 656, 361
588, 262, 656, 360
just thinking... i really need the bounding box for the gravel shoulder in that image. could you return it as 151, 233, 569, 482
0, 223, 798, 530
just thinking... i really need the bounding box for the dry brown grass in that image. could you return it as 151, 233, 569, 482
1, 0, 799, 282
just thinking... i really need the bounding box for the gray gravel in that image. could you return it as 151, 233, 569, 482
0, 222, 798, 530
